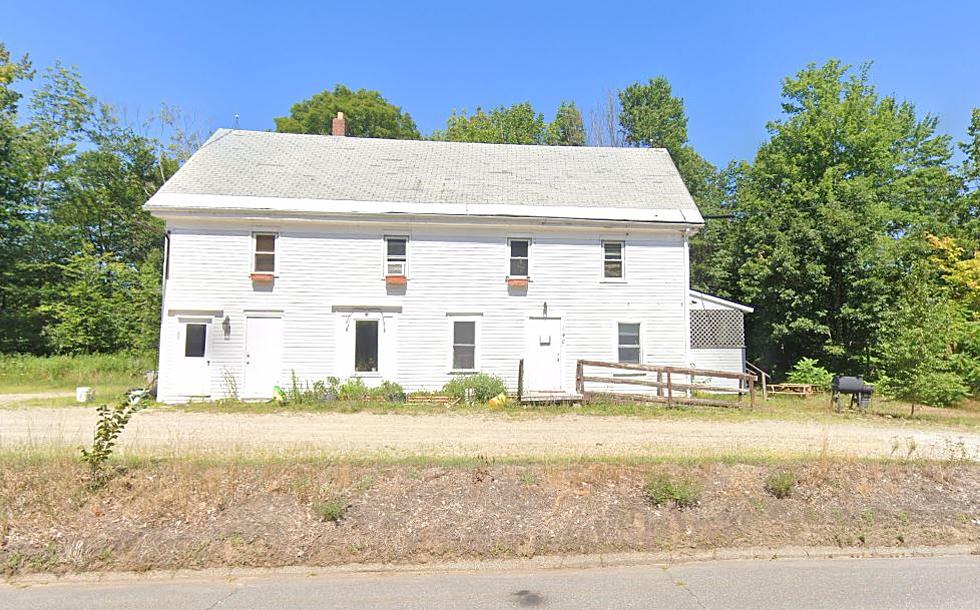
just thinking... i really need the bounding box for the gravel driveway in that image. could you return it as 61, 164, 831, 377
2, 406, 978, 460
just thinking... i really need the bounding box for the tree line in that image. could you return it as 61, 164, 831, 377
3, 39, 980, 406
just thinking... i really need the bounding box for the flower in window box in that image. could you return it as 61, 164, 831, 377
385, 275, 407, 285
506, 277, 529, 288
250, 272, 275, 282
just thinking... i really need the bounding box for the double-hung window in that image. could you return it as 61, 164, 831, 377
451, 319, 477, 371
617, 322, 641, 363
385, 236, 408, 277
253, 233, 277, 273
603, 240, 624, 279
508, 238, 530, 278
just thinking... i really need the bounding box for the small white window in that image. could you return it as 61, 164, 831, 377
452, 320, 477, 371
508, 238, 530, 278
253, 233, 277, 273
618, 322, 641, 363
385, 236, 408, 277
603, 241, 624, 279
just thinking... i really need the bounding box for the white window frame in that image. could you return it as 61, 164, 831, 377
353, 317, 382, 376
602, 240, 625, 281
384, 235, 409, 277
447, 314, 481, 373
252, 232, 278, 274
616, 321, 642, 364
507, 237, 531, 279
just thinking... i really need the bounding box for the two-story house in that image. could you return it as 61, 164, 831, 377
145, 122, 723, 403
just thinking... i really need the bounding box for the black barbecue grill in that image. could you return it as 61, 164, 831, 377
832, 375, 873, 412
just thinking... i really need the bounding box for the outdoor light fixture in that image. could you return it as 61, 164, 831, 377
543, 301, 548, 316
222, 315, 231, 338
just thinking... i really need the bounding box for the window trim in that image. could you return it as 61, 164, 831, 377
384, 235, 409, 278
507, 237, 531, 279
447, 314, 481, 373
252, 232, 278, 274
616, 321, 642, 364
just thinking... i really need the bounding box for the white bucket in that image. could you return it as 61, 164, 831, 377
76, 387, 94, 403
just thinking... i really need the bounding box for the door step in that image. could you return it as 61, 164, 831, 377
520, 391, 584, 404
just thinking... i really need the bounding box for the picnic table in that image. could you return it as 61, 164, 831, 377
769, 383, 814, 398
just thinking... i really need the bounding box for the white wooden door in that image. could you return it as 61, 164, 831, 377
178, 319, 211, 396
243, 315, 283, 399
524, 317, 563, 392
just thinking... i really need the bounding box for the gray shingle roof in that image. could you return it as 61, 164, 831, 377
156, 129, 698, 212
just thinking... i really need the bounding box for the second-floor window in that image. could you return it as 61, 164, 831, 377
509, 238, 530, 278
385, 236, 408, 276
253, 233, 277, 273
603, 240, 624, 279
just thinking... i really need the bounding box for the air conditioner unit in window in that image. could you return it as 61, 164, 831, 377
386, 262, 406, 276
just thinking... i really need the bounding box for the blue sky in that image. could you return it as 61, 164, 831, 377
4, 0, 979, 166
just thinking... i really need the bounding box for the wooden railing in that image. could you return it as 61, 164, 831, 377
575, 359, 757, 408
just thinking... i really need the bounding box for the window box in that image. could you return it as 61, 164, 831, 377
250, 272, 275, 282
506, 277, 529, 288
385, 274, 408, 285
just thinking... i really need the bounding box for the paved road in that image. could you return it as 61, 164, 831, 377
3, 556, 979, 609
3, 406, 978, 460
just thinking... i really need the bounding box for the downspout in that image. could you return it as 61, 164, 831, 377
682, 228, 692, 392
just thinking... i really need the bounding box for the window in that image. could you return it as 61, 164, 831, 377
603, 241, 624, 279
618, 323, 640, 363
385, 236, 408, 276
452, 320, 476, 370
509, 238, 530, 277
184, 323, 207, 358
354, 320, 379, 372
253, 233, 277, 273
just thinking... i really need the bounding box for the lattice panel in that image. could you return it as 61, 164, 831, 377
690, 310, 744, 349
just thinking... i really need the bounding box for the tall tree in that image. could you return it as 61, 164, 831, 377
544, 101, 585, 146
435, 102, 546, 144
274, 84, 420, 139
726, 61, 960, 375
617, 77, 729, 294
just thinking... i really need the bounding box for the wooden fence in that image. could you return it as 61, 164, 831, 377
575, 359, 757, 408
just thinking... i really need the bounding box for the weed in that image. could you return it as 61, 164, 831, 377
313, 497, 348, 523
764, 469, 797, 499
519, 471, 539, 486
644, 473, 701, 509
80, 395, 148, 488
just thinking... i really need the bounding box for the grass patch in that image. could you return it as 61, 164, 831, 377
0, 352, 154, 393
644, 472, 702, 509
764, 469, 798, 499
312, 498, 348, 523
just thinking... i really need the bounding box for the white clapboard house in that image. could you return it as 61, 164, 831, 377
145, 121, 749, 403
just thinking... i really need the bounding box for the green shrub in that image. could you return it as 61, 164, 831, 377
910, 371, 969, 408
370, 380, 405, 402
442, 373, 507, 403
313, 498, 348, 522
332, 377, 369, 401
786, 357, 834, 390
764, 469, 797, 499
644, 473, 701, 509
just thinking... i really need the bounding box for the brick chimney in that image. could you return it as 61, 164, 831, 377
331, 112, 346, 136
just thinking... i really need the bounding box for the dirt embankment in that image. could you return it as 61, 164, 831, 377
1, 458, 978, 575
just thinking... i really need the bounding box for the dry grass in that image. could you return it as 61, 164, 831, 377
1, 453, 978, 576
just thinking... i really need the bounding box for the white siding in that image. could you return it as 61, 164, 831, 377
689, 348, 746, 391
157, 217, 690, 402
